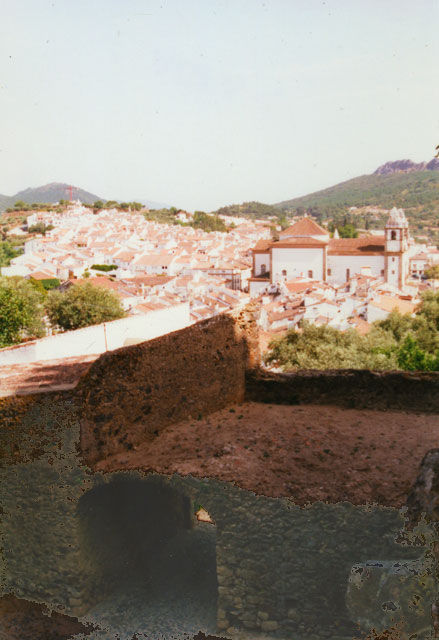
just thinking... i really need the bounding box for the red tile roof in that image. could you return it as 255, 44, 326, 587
328, 236, 385, 255
253, 239, 271, 251
275, 237, 327, 248
284, 280, 314, 293
280, 218, 328, 237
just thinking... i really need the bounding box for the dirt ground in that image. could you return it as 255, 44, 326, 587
95, 401, 439, 507
0, 595, 95, 640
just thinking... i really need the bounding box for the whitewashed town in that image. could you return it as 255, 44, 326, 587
0, 198, 438, 367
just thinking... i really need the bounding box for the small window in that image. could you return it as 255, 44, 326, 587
308, 270, 313, 278
392, 270, 395, 275
346, 268, 350, 281
392, 257, 395, 262
327, 268, 332, 276
381, 269, 385, 275
282, 269, 287, 276
391, 230, 397, 240
261, 263, 267, 274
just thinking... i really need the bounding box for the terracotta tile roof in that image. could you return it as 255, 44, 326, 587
275, 237, 327, 248
369, 295, 418, 315
28, 270, 57, 280
114, 251, 136, 261
328, 236, 385, 255
253, 239, 271, 251
124, 275, 175, 286
284, 280, 313, 293
280, 217, 328, 237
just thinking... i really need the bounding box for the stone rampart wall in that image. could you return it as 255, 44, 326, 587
0, 396, 92, 615
246, 369, 439, 413
76, 306, 260, 466
0, 396, 431, 638
178, 476, 426, 638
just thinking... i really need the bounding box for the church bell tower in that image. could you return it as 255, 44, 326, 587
385, 207, 409, 289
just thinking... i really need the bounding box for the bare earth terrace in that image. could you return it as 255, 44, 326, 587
94, 400, 439, 508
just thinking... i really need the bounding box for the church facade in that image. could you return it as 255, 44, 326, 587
249, 208, 411, 295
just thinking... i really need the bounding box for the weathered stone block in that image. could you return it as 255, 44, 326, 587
261, 619, 279, 631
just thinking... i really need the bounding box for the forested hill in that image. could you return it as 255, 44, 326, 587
212, 201, 281, 219
0, 183, 103, 211
275, 163, 439, 218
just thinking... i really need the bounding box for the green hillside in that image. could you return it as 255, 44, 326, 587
0, 195, 12, 211
212, 201, 280, 219
276, 170, 439, 218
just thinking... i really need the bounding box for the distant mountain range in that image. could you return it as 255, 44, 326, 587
4, 158, 439, 222
0, 182, 173, 212
275, 159, 439, 215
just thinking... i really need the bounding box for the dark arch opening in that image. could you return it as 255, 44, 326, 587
78, 475, 218, 637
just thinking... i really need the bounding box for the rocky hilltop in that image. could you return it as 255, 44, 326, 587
374, 158, 439, 175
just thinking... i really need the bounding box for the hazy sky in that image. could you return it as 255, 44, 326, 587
1, 0, 438, 210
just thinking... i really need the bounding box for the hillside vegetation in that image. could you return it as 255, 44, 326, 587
212, 201, 281, 219
276, 170, 439, 219
265, 293, 439, 372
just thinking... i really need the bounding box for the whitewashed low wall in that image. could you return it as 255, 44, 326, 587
0, 303, 190, 366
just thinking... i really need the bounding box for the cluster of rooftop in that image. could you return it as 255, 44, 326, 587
2, 202, 270, 323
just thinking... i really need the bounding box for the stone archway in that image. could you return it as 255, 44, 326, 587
77, 473, 218, 638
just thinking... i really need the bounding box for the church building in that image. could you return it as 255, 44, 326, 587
249, 208, 410, 295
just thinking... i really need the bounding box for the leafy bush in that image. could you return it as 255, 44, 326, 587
264, 294, 439, 372
45, 281, 125, 331
0, 241, 23, 267
91, 264, 118, 272
0, 277, 45, 347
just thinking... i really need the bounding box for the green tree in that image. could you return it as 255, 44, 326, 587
397, 334, 439, 371
28, 222, 54, 235
93, 200, 104, 209
264, 322, 398, 371
417, 290, 439, 330
374, 310, 414, 342
0, 277, 45, 347
424, 264, 439, 280
45, 281, 125, 331
337, 223, 358, 238
0, 241, 22, 267
192, 211, 227, 232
